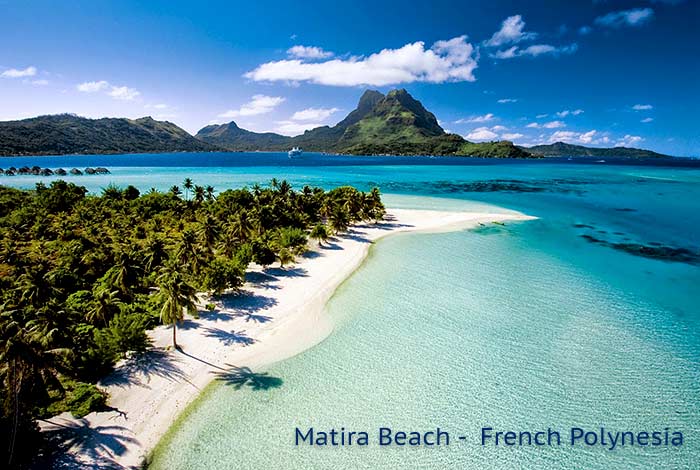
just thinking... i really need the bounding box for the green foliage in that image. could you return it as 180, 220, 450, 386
457, 140, 533, 158
310, 223, 329, 245
44, 379, 107, 418
202, 258, 245, 295
94, 312, 152, 360
251, 239, 276, 267
274, 227, 307, 254
524, 141, 668, 158
0, 178, 383, 466
0, 114, 219, 156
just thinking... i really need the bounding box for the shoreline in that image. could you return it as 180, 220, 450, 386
40, 207, 535, 469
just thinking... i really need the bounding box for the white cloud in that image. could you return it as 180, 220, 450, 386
456, 113, 495, 124
291, 107, 339, 121
491, 125, 508, 131
287, 45, 333, 59
595, 8, 654, 28
641, 117, 654, 123
498, 98, 517, 103
579, 26, 592, 35
465, 126, 498, 141
543, 120, 566, 128
526, 122, 540, 128
547, 129, 612, 145
536, 113, 548, 119
108, 86, 140, 101
275, 120, 325, 136
77, 80, 140, 101
1, 66, 37, 78
77, 80, 110, 93
492, 47, 518, 59
31, 79, 49, 86
556, 109, 584, 117
501, 132, 524, 140
492, 43, 578, 59
219, 95, 285, 118
632, 104, 653, 110
616, 134, 643, 147
485, 15, 537, 47
245, 36, 478, 86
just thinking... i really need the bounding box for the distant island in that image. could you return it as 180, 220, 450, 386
0, 90, 672, 159
522, 141, 669, 159
0, 115, 217, 156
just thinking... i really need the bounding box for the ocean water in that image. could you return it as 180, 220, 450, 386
2, 153, 699, 468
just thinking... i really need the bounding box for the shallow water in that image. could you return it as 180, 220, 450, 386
3, 153, 699, 468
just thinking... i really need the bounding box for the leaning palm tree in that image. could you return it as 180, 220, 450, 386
310, 223, 329, 246
157, 267, 198, 349
277, 248, 294, 268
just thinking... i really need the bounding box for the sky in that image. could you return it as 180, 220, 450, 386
1, 0, 698, 156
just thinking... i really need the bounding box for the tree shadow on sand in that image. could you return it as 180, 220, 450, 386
219, 290, 278, 313
100, 349, 188, 388
38, 418, 137, 469
213, 365, 283, 391
245, 271, 282, 290
263, 266, 308, 278
235, 312, 272, 323
203, 327, 256, 346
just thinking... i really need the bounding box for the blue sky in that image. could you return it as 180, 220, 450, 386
1, 0, 698, 156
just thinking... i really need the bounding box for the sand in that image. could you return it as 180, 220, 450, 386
39, 208, 534, 469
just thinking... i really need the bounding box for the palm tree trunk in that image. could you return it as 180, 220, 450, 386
172, 323, 177, 349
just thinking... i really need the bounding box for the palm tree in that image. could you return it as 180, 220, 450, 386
157, 267, 198, 349
230, 211, 253, 243
104, 248, 143, 298
170, 185, 182, 198
329, 207, 350, 234
277, 248, 294, 268
197, 215, 219, 254
310, 223, 329, 246
143, 236, 168, 272
0, 305, 69, 465
16, 264, 54, 308
88, 285, 122, 326
205, 185, 215, 202
175, 229, 205, 275
183, 178, 193, 201
194, 185, 205, 205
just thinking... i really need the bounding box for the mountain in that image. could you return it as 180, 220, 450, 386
196, 89, 532, 158
196, 120, 290, 151
524, 142, 671, 158
0, 114, 219, 156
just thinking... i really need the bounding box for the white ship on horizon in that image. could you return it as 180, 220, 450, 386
288, 147, 303, 158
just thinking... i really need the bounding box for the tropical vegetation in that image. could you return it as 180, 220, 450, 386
0, 178, 384, 467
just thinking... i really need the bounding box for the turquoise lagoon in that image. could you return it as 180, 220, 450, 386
2, 153, 699, 468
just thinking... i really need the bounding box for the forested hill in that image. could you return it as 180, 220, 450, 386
0, 114, 220, 156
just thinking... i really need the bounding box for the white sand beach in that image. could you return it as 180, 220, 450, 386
40, 208, 534, 469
